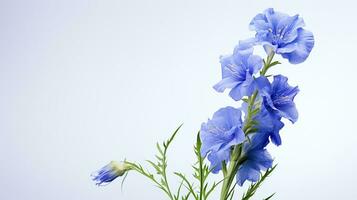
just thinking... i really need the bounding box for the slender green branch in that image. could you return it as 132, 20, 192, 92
125, 124, 183, 200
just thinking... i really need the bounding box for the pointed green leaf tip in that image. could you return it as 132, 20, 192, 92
263, 193, 275, 200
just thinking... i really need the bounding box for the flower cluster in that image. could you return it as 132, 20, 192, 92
92, 8, 314, 200
200, 8, 313, 188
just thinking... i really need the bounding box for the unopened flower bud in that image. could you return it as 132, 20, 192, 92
91, 161, 130, 186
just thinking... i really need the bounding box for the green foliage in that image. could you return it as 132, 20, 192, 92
241, 165, 277, 200
125, 126, 221, 200
175, 132, 222, 200
125, 124, 183, 200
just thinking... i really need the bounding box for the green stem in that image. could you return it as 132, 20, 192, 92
219, 53, 275, 200
199, 152, 204, 200
260, 52, 275, 76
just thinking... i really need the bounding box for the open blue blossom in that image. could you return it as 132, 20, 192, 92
200, 106, 245, 173
247, 8, 314, 64
236, 132, 273, 186
91, 161, 130, 186
213, 46, 263, 101
257, 75, 299, 123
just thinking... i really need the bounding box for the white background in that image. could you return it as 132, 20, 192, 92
1, 0, 356, 199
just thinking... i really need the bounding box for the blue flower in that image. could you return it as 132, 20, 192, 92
213, 46, 263, 101
254, 104, 284, 146
247, 8, 314, 64
236, 132, 273, 186
200, 106, 245, 173
257, 75, 299, 123
91, 161, 130, 186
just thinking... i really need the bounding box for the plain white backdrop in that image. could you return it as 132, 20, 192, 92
1, 0, 357, 199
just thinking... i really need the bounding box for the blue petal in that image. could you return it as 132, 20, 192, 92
229, 84, 245, 101
264, 8, 289, 32
277, 103, 299, 123
229, 78, 255, 101
270, 118, 284, 145
276, 14, 304, 44
281, 28, 314, 64
248, 149, 273, 169
207, 149, 230, 173
220, 55, 234, 78
233, 46, 254, 66
248, 132, 270, 150
247, 54, 263, 74
270, 129, 282, 146
239, 38, 259, 49
249, 13, 270, 31
213, 77, 239, 92
236, 161, 261, 186
212, 106, 243, 128
256, 76, 271, 94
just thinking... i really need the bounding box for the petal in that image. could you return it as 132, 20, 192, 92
263, 42, 278, 55
249, 13, 270, 31
277, 42, 298, 53
229, 84, 244, 101
256, 76, 271, 96
248, 132, 270, 150
271, 75, 289, 95
270, 130, 282, 146
207, 149, 230, 173
212, 106, 243, 128
239, 38, 259, 49
277, 14, 305, 43
229, 78, 255, 101
277, 103, 299, 123
220, 55, 234, 78
247, 54, 263, 74
270, 118, 284, 145
213, 77, 238, 92
248, 149, 273, 169
264, 8, 289, 32
236, 161, 261, 186
232, 127, 246, 145
200, 122, 223, 156
281, 28, 314, 64
233, 46, 254, 65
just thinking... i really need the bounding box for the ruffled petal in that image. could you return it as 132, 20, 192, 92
212, 106, 242, 129
281, 28, 314, 64
236, 161, 261, 186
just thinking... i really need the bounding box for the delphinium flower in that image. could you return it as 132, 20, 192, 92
213, 46, 263, 101
257, 75, 300, 123
246, 8, 314, 64
200, 106, 245, 173
91, 161, 130, 186
236, 131, 273, 186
